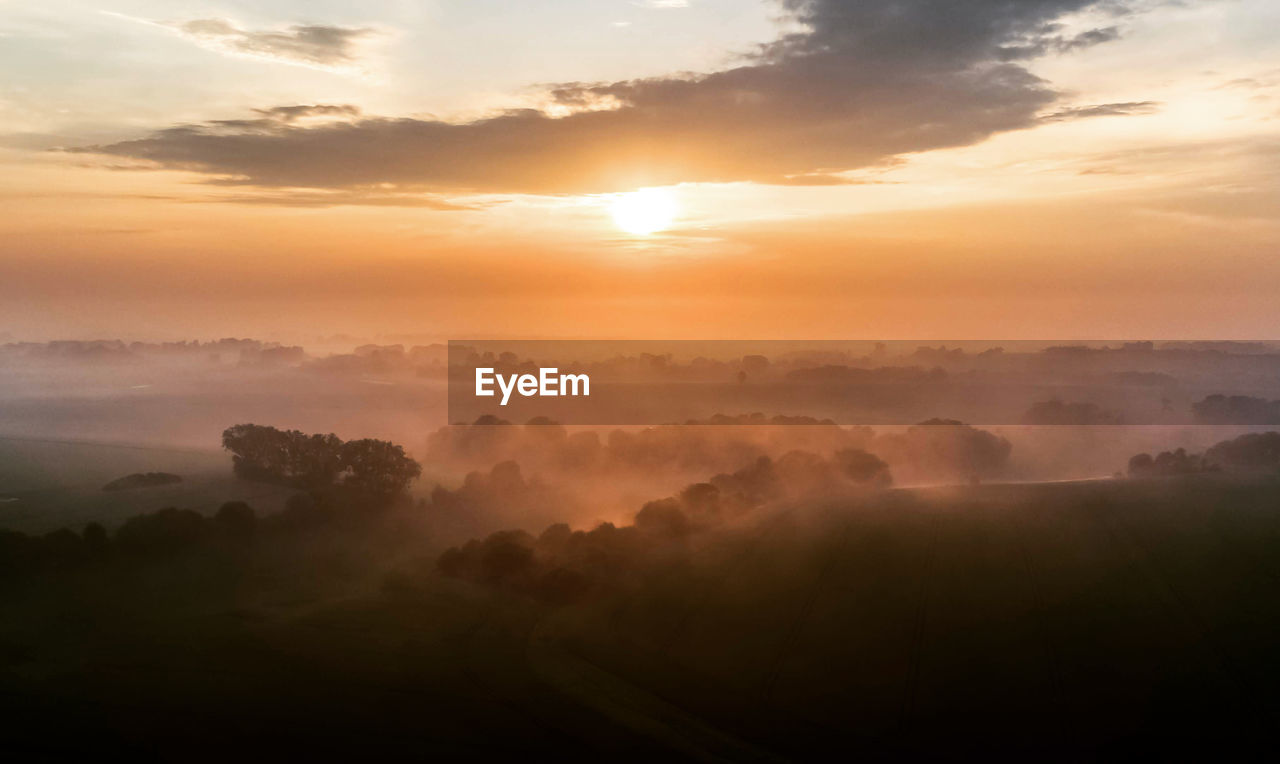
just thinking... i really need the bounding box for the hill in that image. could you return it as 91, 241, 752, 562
2, 477, 1278, 759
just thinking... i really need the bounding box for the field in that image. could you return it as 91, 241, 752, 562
3, 476, 1278, 760
0, 437, 295, 533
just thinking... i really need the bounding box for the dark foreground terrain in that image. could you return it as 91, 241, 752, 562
3, 477, 1279, 761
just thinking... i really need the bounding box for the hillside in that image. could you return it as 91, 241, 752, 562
3, 477, 1278, 759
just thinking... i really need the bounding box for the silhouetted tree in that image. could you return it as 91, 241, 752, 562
102, 472, 182, 491
478, 530, 536, 584
1193, 395, 1280, 425
634, 498, 692, 538
834, 448, 893, 486
292, 433, 346, 488
1128, 448, 1207, 477
222, 424, 421, 498
340, 438, 422, 499
114, 508, 209, 556
875, 419, 1012, 481
532, 567, 591, 605
222, 423, 290, 483
741, 354, 770, 376
1205, 431, 1280, 472
1022, 399, 1123, 425
41, 528, 85, 566
1128, 452, 1155, 476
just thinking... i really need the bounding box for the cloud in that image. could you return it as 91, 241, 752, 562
766, 173, 894, 186
205, 104, 364, 131
1043, 100, 1160, 121
637, 0, 691, 8
163, 17, 375, 70
76, 0, 1145, 196
199, 189, 482, 210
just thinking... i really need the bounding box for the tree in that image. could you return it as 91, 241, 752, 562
1205, 431, 1280, 472
215, 501, 257, 539
1128, 448, 1208, 477
114, 508, 209, 556
634, 498, 692, 538
340, 438, 422, 498
834, 448, 893, 486
222, 424, 421, 499
1193, 395, 1280, 425
222, 424, 292, 483
875, 420, 1012, 482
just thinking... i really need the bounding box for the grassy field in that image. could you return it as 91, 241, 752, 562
2, 476, 1278, 760
0, 437, 295, 533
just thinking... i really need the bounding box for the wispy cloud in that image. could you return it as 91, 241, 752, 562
1043, 101, 1160, 121
103, 12, 377, 72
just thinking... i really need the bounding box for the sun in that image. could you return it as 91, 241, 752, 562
609, 188, 677, 235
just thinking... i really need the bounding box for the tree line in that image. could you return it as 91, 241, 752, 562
221, 424, 421, 497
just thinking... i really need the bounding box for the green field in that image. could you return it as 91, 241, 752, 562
3, 476, 1278, 759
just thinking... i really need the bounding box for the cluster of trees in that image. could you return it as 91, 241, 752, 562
4, 425, 423, 576
1128, 449, 1212, 478
436, 448, 892, 603
102, 472, 182, 492
874, 419, 1011, 483
427, 460, 576, 534
1193, 395, 1280, 425
1022, 400, 1123, 425
1205, 432, 1280, 472
0, 501, 259, 575
0, 338, 303, 365
1128, 431, 1280, 477
0, 479, 428, 576
222, 424, 421, 498
428, 415, 873, 477
428, 414, 1012, 485
785, 365, 947, 383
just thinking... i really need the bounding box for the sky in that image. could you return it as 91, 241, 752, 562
1, 0, 1278, 342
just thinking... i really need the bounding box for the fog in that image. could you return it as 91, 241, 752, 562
5, 338, 1280, 759
4, 338, 1278, 536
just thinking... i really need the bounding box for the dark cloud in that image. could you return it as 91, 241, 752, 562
200, 189, 481, 210
207, 104, 363, 131
1043, 100, 1161, 121
76, 0, 1143, 196
174, 18, 373, 68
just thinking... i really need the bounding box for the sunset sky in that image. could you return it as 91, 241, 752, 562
2, 0, 1278, 341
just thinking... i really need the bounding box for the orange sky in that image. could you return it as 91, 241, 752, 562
2, 0, 1278, 342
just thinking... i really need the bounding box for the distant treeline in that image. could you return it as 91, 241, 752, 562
222, 424, 421, 497
102, 472, 182, 492
0, 338, 304, 365
0, 490, 385, 576
1, 423, 425, 577
1193, 395, 1280, 425
1129, 432, 1280, 477
437, 447, 893, 605
0, 502, 251, 575
1022, 400, 1123, 425
447, 341, 1280, 385
429, 415, 1012, 485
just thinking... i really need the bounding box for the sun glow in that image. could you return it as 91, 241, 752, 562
610, 188, 677, 235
